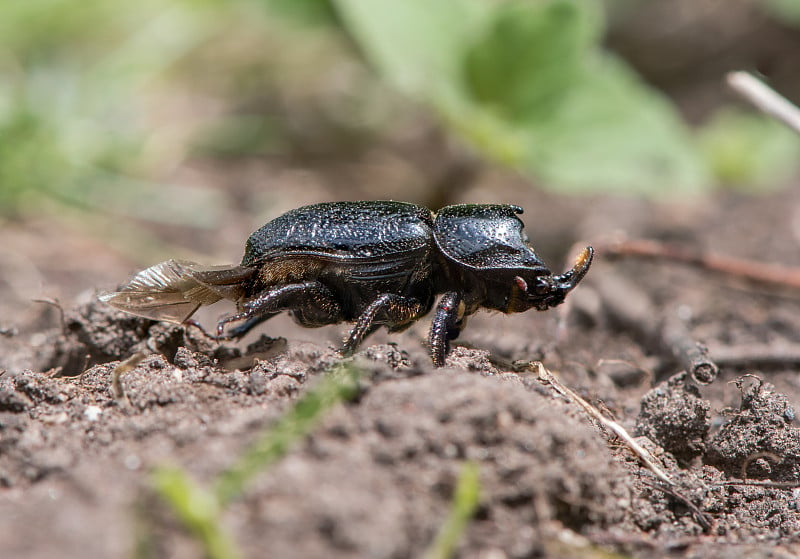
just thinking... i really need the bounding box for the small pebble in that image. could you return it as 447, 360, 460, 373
84, 405, 103, 422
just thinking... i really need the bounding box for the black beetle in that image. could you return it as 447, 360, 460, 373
101, 201, 592, 367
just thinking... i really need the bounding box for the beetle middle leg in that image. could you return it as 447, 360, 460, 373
428, 291, 465, 367
340, 294, 427, 356
216, 281, 341, 338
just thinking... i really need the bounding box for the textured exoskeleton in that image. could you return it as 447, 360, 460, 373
102, 201, 592, 366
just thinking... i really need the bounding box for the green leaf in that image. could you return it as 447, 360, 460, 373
331, 0, 488, 101
463, 0, 602, 121
262, 0, 339, 27
522, 55, 711, 194
764, 0, 800, 27
697, 108, 800, 189
331, 0, 710, 195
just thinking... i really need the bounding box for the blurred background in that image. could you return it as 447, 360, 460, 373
1, 0, 800, 324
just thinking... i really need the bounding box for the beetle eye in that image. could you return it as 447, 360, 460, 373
532, 277, 551, 295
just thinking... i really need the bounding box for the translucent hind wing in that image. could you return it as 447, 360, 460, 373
99, 259, 251, 323
184, 263, 253, 302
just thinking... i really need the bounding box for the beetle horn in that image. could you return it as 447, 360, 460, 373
552, 246, 593, 291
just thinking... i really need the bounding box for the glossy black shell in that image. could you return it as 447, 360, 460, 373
433, 204, 549, 274
241, 201, 437, 317
242, 201, 434, 266
102, 199, 592, 367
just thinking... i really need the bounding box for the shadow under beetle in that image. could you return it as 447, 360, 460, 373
102, 201, 593, 367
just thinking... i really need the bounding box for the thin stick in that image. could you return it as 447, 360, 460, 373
533, 362, 674, 486
112, 352, 145, 407
715, 479, 800, 489
32, 297, 66, 333
741, 451, 783, 480
710, 343, 800, 368
592, 269, 718, 384
661, 313, 718, 385
640, 478, 712, 532
727, 71, 800, 135
602, 239, 800, 291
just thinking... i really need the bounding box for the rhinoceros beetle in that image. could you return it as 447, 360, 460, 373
102, 201, 593, 367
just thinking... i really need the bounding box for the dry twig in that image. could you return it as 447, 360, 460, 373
533, 362, 674, 486
727, 71, 800, 135
591, 269, 718, 384
661, 314, 718, 384
602, 238, 800, 292
112, 352, 145, 407
709, 343, 800, 368
715, 479, 800, 489
741, 451, 783, 480
640, 479, 712, 532
32, 297, 66, 333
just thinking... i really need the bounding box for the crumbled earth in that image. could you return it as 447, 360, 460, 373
3, 179, 800, 558
706, 377, 800, 480
636, 372, 711, 465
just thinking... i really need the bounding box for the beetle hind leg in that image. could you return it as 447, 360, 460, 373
340, 294, 427, 357
216, 281, 341, 339
221, 312, 280, 339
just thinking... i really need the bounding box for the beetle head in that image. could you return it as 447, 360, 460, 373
510, 246, 593, 312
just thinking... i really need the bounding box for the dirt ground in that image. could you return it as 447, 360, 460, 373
3, 167, 800, 558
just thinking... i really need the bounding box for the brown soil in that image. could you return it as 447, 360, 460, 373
3, 172, 800, 558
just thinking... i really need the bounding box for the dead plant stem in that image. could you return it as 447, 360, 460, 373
602, 239, 800, 291
533, 362, 674, 486
727, 71, 800, 135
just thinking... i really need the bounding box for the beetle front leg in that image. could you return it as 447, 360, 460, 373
340, 294, 426, 357
217, 281, 341, 338
428, 292, 464, 368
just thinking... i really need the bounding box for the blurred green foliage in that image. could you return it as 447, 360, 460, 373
213, 363, 360, 505
332, 0, 800, 194
333, 0, 710, 194
151, 466, 241, 559
423, 462, 481, 559
0, 0, 226, 222
766, 0, 800, 27
698, 108, 800, 189
0, 0, 799, 223
150, 364, 359, 559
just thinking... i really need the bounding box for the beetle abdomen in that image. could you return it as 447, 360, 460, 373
242, 201, 434, 266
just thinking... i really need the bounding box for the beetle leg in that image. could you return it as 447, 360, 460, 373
216, 281, 340, 339
428, 292, 464, 368
183, 318, 219, 339
222, 312, 280, 339
340, 294, 426, 357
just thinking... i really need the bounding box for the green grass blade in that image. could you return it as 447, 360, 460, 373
151, 467, 242, 559
214, 365, 360, 505
424, 462, 481, 559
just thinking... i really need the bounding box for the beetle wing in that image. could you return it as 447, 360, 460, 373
242, 201, 434, 267
100, 259, 254, 323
